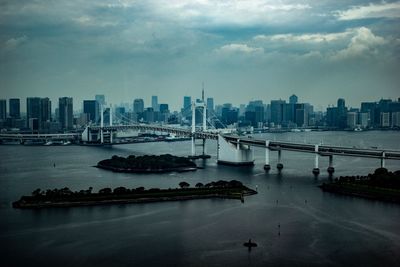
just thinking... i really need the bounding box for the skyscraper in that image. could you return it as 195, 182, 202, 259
26, 97, 41, 127
289, 94, 298, 104
83, 100, 99, 123
206, 98, 214, 112
95, 95, 105, 107
0, 99, 6, 121
133, 99, 144, 113
9, 98, 20, 118
337, 98, 347, 129
151, 96, 159, 112
159, 104, 169, 113
270, 100, 286, 125
40, 97, 52, 123
183, 96, 191, 110
59, 97, 73, 130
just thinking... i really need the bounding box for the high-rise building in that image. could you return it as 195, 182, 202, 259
159, 104, 169, 113
133, 99, 144, 113
95, 95, 105, 107
337, 98, 347, 129
59, 97, 73, 130
83, 100, 99, 123
289, 94, 298, 104
9, 98, 20, 118
347, 112, 357, 129
380, 112, 390, 127
26, 97, 41, 128
143, 107, 154, 123
358, 112, 369, 128
183, 96, 191, 110
295, 103, 309, 127
0, 99, 6, 121
206, 98, 214, 112
151, 96, 159, 112
270, 100, 286, 125
40, 97, 52, 124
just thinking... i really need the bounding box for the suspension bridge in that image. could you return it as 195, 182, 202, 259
1, 93, 400, 174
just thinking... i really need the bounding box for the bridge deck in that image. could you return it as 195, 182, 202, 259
1, 124, 399, 160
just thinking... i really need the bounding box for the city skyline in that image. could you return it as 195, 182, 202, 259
1, 1, 399, 111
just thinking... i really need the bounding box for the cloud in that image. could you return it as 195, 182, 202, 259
215, 43, 264, 54
335, 1, 400, 20
332, 27, 386, 60
254, 31, 352, 43
4, 35, 28, 50
152, 0, 311, 27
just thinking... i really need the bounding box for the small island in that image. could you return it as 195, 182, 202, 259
13, 180, 257, 209
96, 154, 197, 173
319, 168, 400, 203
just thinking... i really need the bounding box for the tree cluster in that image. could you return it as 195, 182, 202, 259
98, 154, 196, 170
335, 168, 400, 189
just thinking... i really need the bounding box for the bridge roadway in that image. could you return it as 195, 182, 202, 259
223, 135, 400, 160
1, 124, 400, 160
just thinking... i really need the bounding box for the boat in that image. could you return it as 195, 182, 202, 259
243, 239, 257, 250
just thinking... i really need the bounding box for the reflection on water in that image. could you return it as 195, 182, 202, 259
0, 131, 400, 267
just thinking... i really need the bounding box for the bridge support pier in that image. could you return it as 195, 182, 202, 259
217, 135, 254, 166
277, 149, 283, 170
313, 145, 320, 175
191, 137, 196, 156
381, 152, 386, 168
327, 155, 335, 174
264, 140, 271, 171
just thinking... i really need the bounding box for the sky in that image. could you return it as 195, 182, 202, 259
0, 0, 399, 112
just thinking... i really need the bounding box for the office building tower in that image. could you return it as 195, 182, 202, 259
59, 97, 73, 130
289, 94, 298, 104
270, 100, 286, 125
26, 97, 41, 127
181, 96, 192, 118
159, 104, 169, 113
183, 96, 191, 110
133, 99, 144, 113
143, 107, 154, 123
83, 100, 99, 123
0, 99, 6, 121
9, 98, 20, 118
95, 95, 105, 107
40, 97, 52, 124
152, 96, 159, 112
337, 98, 347, 129
295, 104, 308, 127
347, 112, 357, 129
207, 98, 214, 112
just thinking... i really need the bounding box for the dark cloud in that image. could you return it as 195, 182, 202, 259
0, 0, 399, 111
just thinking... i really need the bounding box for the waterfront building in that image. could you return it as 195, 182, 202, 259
0, 99, 6, 121
59, 97, 73, 130
133, 99, 144, 114
83, 100, 99, 124
289, 94, 298, 104
9, 98, 20, 119
95, 95, 105, 107
380, 112, 390, 127
26, 97, 41, 128
206, 98, 214, 112
152, 96, 159, 112
270, 100, 286, 126
347, 112, 357, 129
